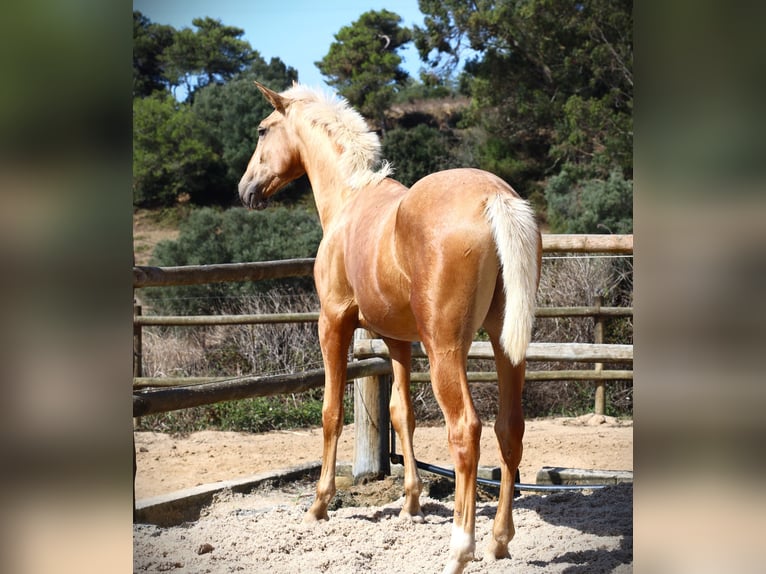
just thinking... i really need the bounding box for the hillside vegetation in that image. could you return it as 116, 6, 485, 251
133, 3, 632, 230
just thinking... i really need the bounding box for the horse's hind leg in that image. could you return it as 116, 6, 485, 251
386, 338, 424, 522
484, 331, 525, 560
426, 342, 481, 574
305, 309, 356, 522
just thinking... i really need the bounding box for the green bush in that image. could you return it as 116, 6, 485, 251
136, 389, 354, 434
141, 206, 322, 315
211, 390, 354, 433
382, 125, 459, 186
133, 94, 223, 207
545, 168, 633, 234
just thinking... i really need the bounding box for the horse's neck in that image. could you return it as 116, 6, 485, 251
299, 130, 354, 231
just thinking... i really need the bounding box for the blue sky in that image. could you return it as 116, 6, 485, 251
133, 0, 429, 89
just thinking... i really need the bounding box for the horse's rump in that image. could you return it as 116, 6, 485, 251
400, 168, 539, 362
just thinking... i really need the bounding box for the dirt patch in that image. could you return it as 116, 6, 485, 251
135, 415, 632, 499
133, 209, 180, 266
134, 416, 632, 572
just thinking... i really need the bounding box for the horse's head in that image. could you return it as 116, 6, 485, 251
238, 82, 305, 210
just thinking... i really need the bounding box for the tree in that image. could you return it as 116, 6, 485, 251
316, 10, 412, 131
382, 125, 458, 186
133, 13, 256, 102
415, 0, 633, 189
162, 17, 255, 100
133, 11, 174, 98
133, 93, 222, 207
133, 14, 305, 207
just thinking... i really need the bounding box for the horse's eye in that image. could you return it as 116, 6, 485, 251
257, 126, 267, 138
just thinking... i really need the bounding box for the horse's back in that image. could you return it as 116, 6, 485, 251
408, 168, 521, 202
397, 168, 514, 250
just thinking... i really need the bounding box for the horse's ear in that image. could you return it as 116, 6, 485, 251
254, 81, 287, 114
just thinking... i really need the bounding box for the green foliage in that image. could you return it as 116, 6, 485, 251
474, 134, 547, 199
211, 390, 353, 433
545, 168, 633, 234
416, 0, 633, 190
133, 11, 175, 98
134, 4, 634, 228
143, 206, 322, 315
191, 58, 310, 204
133, 12, 303, 208
394, 74, 457, 103
137, 390, 354, 434
316, 10, 413, 129
133, 94, 222, 207
552, 94, 633, 179
133, 11, 255, 101
382, 125, 461, 186
161, 17, 255, 100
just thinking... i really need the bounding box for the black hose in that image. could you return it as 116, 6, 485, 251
389, 452, 609, 493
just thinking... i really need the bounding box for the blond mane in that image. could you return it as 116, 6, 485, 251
282, 85, 392, 189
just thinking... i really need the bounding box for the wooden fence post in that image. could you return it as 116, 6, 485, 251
133, 301, 141, 519
593, 296, 606, 415
133, 303, 143, 378
352, 329, 391, 483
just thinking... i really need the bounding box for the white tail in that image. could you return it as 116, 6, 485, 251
485, 194, 540, 365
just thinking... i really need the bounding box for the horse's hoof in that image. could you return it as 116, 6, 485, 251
484, 539, 510, 561
441, 559, 469, 574
399, 509, 425, 523
303, 508, 329, 523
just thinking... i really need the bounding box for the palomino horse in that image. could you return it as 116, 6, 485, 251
239, 82, 541, 574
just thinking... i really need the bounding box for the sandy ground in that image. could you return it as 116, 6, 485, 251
135, 415, 632, 499
134, 415, 632, 572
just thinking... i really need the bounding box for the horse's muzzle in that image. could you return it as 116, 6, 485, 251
239, 182, 269, 210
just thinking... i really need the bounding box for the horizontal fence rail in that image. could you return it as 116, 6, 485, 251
132, 235, 633, 289
135, 368, 633, 388
534, 306, 632, 318
133, 258, 315, 288
133, 307, 631, 327
406, 370, 634, 383
133, 357, 391, 417
540, 234, 633, 253
353, 340, 633, 363
135, 312, 321, 326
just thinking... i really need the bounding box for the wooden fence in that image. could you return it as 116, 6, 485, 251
133, 234, 632, 483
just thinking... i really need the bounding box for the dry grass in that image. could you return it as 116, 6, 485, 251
142, 291, 322, 380
133, 208, 183, 266
523, 254, 633, 416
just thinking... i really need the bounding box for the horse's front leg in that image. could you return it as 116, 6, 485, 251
304, 310, 356, 522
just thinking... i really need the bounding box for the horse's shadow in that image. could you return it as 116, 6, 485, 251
508, 483, 632, 537
503, 483, 633, 572
345, 501, 454, 524
526, 538, 633, 574
344, 506, 402, 522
